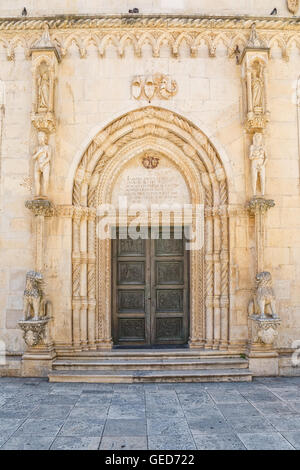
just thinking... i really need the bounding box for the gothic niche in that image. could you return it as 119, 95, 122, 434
37, 63, 50, 113
245, 59, 269, 130
31, 60, 55, 133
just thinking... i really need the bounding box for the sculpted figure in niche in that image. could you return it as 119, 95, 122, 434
32, 131, 51, 197
37, 69, 50, 111
249, 132, 267, 196
251, 62, 264, 113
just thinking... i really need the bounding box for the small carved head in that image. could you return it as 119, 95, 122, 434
255, 271, 272, 287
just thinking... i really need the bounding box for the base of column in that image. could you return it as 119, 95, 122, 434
189, 338, 205, 349
96, 339, 113, 350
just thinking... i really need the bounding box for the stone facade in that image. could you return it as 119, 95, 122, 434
0, 1, 300, 378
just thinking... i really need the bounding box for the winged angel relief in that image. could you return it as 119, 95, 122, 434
132, 74, 178, 102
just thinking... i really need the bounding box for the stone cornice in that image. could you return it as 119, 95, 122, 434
1, 15, 299, 60
0, 15, 300, 31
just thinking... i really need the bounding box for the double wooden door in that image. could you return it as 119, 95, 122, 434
112, 229, 189, 346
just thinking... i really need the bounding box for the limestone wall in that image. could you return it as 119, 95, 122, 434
0, 9, 299, 371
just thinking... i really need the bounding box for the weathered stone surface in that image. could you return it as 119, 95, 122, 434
0, 1, 299, 379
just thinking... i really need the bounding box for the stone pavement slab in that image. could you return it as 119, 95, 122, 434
0, 377, 300, 450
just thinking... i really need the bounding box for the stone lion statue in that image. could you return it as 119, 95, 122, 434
248, 271, 278, 319
23, 271, 46, 321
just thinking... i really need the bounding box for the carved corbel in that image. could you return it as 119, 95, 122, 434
240, 24, 270, 133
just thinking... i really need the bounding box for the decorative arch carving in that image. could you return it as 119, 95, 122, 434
71, 107, 230, 351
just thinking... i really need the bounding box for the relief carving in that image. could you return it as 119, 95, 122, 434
132, 74, 177, 102
249, 133, 267, 196
32, 131, 51, 198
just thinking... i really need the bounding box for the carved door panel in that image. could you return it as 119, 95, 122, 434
151, 232, 189, 345
112, 229, 189, 346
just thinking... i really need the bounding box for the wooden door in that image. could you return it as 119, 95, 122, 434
112, 229, 189, 346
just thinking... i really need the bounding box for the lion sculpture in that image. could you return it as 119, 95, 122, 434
23, 271, 46, 321
248, 271, 278, 319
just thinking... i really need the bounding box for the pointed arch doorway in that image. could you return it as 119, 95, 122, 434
72, 107, 231, 352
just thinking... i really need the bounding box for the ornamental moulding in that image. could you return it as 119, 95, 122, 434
0, 15, 300, 61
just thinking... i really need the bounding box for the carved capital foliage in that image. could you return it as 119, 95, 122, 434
25, 198, 55, 217
18, 318, 50, 347
246, 196, 275, 215
249, 316, 281, 347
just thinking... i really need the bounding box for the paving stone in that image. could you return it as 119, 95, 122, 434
51, 436, 101, 450
83, 383, 114, 392
187, 414, 233, 435
104, 419, 147, 436
240, 390, 280, 402
218, 403, 261, 418
147, 417, 191, 436
76, 394, 112, 407
282, 431, 300, 450
265, 413, 300, 432
194, 433, 246, 450
147, 405, 185, 418
59, 419, 105, 437
183, 408, 219, 419
0, 418, 23, 434
108, 403, 146, 419
1, 436, 54, 450
177, 391, 214, 408
270, 388, 300, 402
148, 435, 196, 450
237, 432, 295, 450
68, 406, 109, 420
207, 389, 247, 404
13, 418, 64, 436
100, 436, 148, 450
252, 401, 294, 415
226, 416, 274, 433
41, 394, 80, 405
29, 405, 73, 419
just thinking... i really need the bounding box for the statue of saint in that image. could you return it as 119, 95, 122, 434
249, 133, 267, 196
32, 131, 51, 197
38, 71, 50, 111
252, 63, 264, 112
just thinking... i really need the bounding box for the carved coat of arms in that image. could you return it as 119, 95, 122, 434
142, 154, 160, 169
287, 0, 299, 14
132, 74, 177, 102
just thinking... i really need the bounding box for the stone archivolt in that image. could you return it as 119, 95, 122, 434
0, 16, 300, 61
68, 106, 230, 351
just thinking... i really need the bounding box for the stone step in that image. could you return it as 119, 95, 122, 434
53, 357, 248, 371
54, 348, 244, 361
48, 368, 253, 383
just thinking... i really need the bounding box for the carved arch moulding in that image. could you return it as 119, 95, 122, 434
0, 16, 300, 61
67, 106, 232, 352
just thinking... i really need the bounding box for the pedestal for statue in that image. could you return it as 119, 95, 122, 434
18, 317, 55, 377
247, 315, 281, 376
20, 199, 56, 376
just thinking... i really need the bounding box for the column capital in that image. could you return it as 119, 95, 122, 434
246, 196, 275, 215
